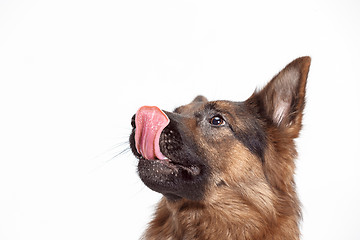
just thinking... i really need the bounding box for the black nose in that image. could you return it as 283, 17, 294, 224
131, 114, 136, 128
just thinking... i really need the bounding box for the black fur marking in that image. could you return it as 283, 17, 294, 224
232, 105, 267, 163
230, 123, 267, 163
216, 180, 227, 187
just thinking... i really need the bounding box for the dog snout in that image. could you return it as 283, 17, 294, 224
131, 114, 136, 128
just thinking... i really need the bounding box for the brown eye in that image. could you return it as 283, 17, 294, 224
210, 116, 225, 126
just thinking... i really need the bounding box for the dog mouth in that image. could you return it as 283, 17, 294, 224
137, 154, 201, 177
133, 106, 201, 178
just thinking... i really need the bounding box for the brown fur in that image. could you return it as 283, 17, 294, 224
131, 57, 311, 240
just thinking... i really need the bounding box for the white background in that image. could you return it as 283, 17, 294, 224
1, 0, 359, 239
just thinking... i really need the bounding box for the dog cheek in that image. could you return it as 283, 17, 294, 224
196, 134, 236, 173
216, 141, 265, 183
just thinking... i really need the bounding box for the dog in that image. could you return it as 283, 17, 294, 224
129, 56, 311, 240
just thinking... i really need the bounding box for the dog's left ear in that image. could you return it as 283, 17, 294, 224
192, 95, 208, 103
247, 56, 311, 136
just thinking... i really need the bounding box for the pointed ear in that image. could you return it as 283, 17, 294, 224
192, 95, 208, 103
247, 56, 311, 133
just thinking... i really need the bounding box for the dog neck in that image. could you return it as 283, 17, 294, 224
142, 192, 300, 240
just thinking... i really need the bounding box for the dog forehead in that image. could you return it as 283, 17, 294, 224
202, 101, 253, 121
204, 101, 238, 113
175, 100, 249, 120
174, 101, 206, 115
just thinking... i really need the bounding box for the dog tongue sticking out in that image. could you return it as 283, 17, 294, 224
135, 106, 170, 160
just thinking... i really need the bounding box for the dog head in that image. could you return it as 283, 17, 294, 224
129, 57, 311, 203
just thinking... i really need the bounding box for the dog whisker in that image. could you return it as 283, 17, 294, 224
108, 145, 131, 162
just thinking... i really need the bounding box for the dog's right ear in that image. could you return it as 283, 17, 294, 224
247, 57, 311, 136
192, 95, 208, 103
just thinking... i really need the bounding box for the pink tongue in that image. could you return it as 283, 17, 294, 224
135, 106, 170, 160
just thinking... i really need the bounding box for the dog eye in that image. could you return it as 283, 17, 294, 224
210, 116, 225, 126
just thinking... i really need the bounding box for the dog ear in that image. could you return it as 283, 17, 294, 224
247, 57, 311, 134
192, 95, 208, 103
